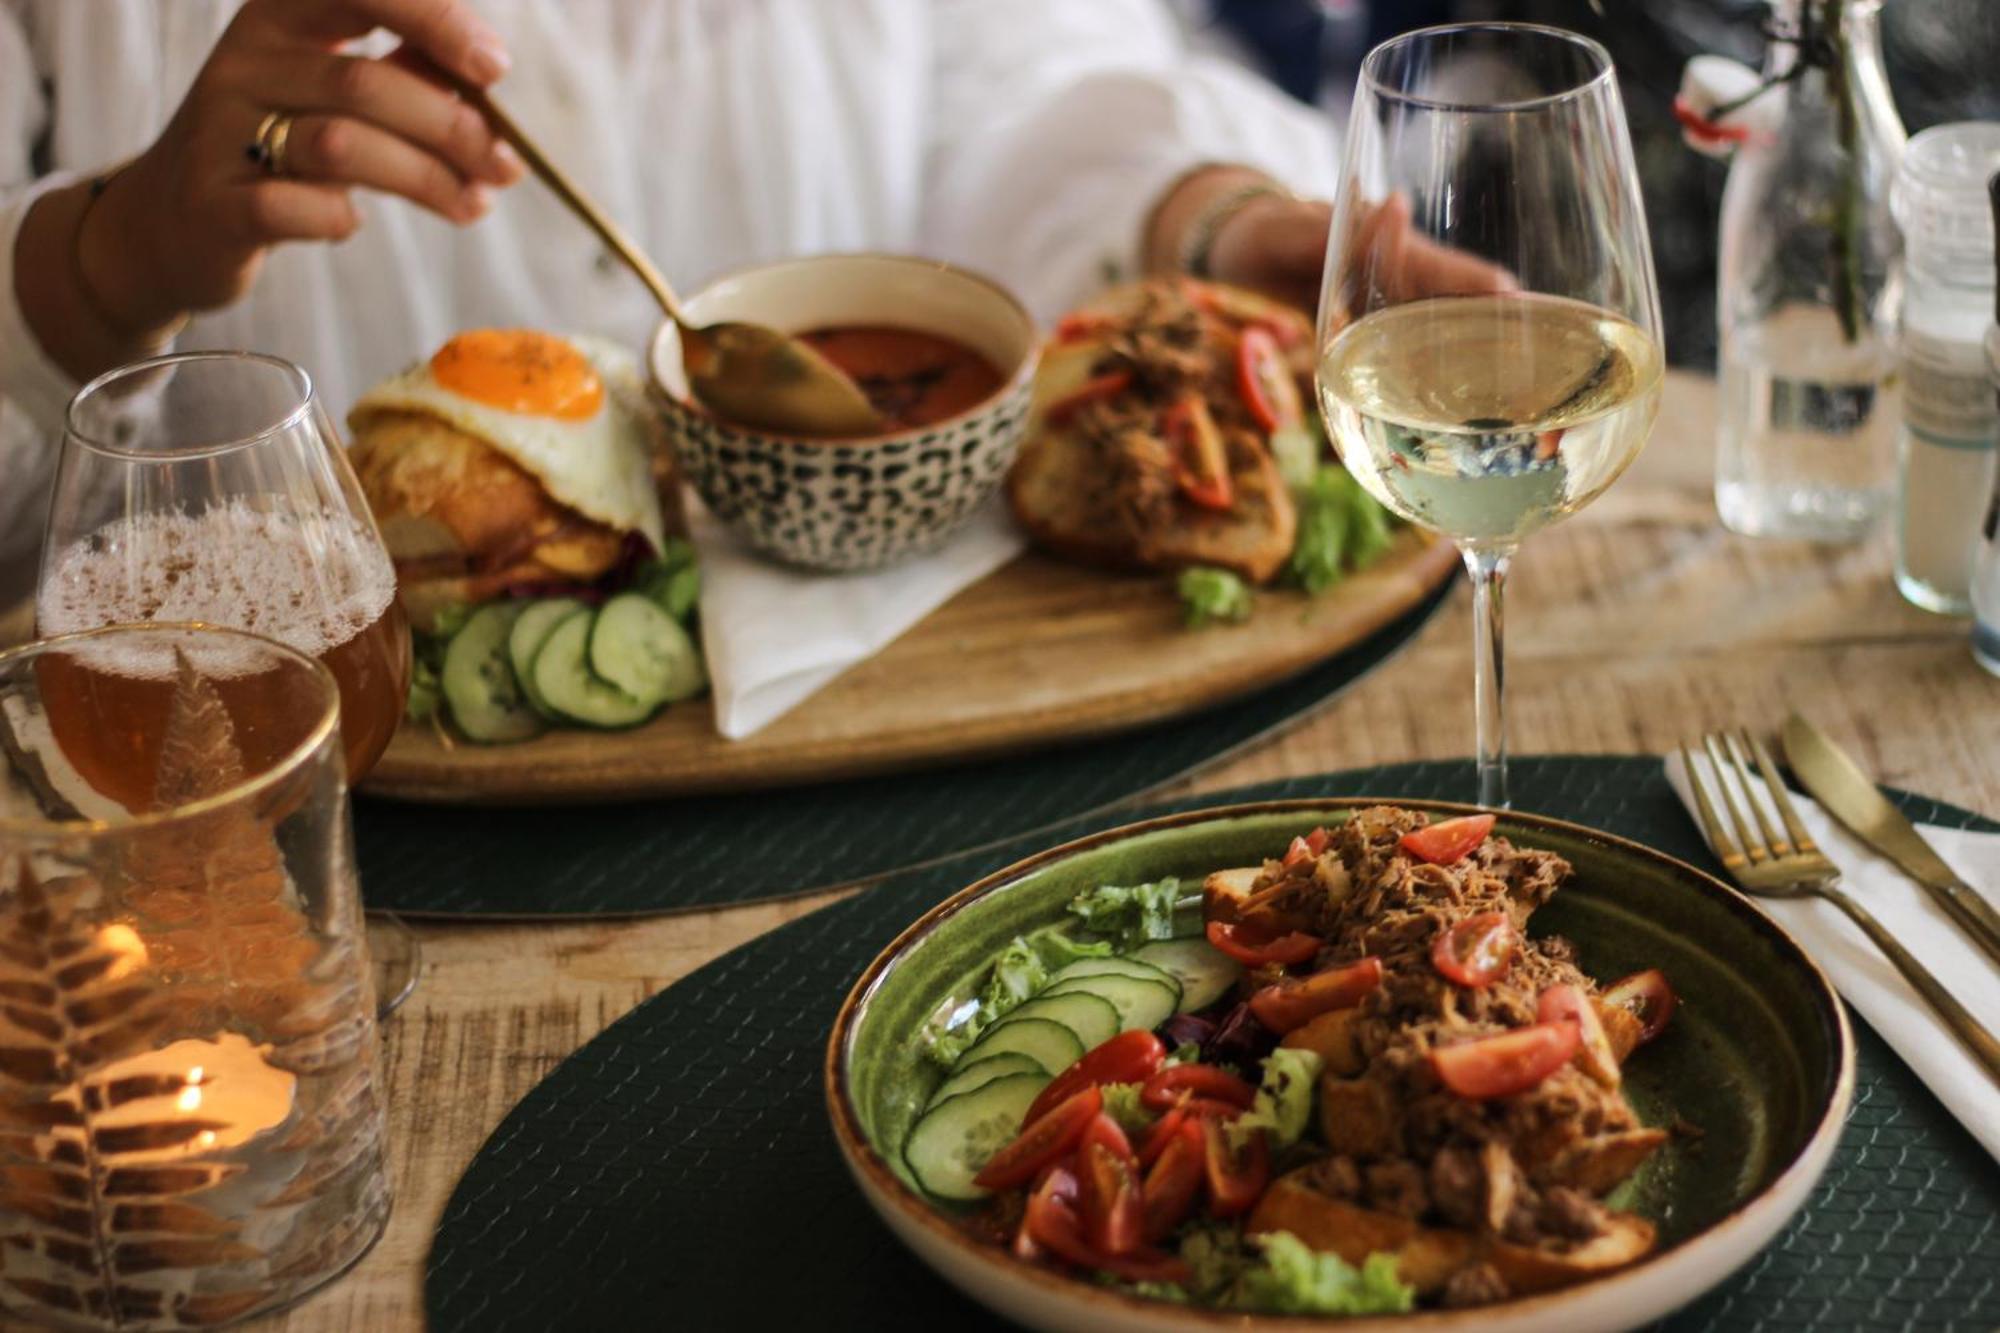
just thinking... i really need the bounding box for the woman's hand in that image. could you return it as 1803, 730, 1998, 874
79, 0, 524, 336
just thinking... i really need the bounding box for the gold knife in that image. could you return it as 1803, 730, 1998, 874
1782, 713, 2000, 970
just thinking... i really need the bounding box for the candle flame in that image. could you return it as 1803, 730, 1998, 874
95, 923, 147, 980
176, 1066, 204, 1113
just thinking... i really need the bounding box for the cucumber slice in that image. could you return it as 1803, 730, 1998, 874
1043, 973, 1178, 1035
1046, 957, 1181, 992
902, 1072, 1046, 1201
988, 991, 1118, 1052
1131, 938, 1243, 1013
927, 1052, 1046, 1109
530, 609, 656, 729
508, 598, 587, 718
588, 593, 706, 707
955, 1017, 1082, 1076
441, 603, 543, 743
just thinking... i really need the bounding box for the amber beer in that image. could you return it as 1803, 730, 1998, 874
37, 503, 410, 805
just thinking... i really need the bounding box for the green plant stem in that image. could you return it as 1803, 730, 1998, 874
1822, 0, 1865, 343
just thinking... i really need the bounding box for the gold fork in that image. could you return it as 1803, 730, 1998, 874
1682, 729, 2000, 1087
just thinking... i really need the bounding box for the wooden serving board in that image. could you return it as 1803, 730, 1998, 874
363, 530, 1457, 804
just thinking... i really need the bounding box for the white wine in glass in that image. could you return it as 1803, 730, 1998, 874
1317, 24, 1665, 807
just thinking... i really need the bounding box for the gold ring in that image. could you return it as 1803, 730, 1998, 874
246, 111, 295, 176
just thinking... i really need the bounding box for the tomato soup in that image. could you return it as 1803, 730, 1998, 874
798, 325, 1004, 432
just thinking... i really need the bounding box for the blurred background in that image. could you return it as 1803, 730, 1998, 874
1184, 0, 2000, 369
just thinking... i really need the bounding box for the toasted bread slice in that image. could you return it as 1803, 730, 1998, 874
1006, 425, 1296, 583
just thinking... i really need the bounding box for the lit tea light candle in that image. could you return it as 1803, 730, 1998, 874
90, 1033, 296, 1158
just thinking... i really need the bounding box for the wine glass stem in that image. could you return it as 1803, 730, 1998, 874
1462, 545, 1514, 809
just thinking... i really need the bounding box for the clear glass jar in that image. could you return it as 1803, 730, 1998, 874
1714, 0, 1906, 541
1892, 124, 2000, 613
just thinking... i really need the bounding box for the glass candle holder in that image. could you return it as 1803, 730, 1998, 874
0, 623, 389, 1330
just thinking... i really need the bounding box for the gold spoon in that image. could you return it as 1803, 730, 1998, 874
456, 83, 883, 437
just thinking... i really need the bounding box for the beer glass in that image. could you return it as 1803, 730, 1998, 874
39, 351, 409, 783
40, 351, 417, 1011
0, 623, 389, 1330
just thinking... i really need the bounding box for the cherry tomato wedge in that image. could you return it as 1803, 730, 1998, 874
1205, 920, 1320, 968
1282, 827, 1332, 867
1430, 912, 1516, 989
1141, 1063, 1257, 1112
1140, 1120, 1206, 1243
1023, 1031, 1166, 1126
1235, 325, 1305, 434
1602, 969, 1677, 1045
1537, 983, 1621, 1088
1163, 394, 1234, 511
1080, 1112, 1136, 1166
1246, 957, 1384, 1033
1045, 369, 1132, 423
1077, 1142, 1144, 1256
1431, 1022, 1580, 1100
1201, 1118, 1270, 1218
1053, 312, 1118, 344
972, 1086, 1101, 1191
1400, 814, 1497, 865
1024, 1165, 1101, 1268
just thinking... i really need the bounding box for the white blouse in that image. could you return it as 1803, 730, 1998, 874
0, 0, 1337, 602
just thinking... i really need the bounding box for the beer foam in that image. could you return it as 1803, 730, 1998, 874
40, 502, 397, 676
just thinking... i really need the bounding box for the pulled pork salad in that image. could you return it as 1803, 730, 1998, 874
902, 807, 1678, 1314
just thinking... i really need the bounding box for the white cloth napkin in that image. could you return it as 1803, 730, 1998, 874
687, 496, 1023, 739
1663, 752, 2000, 1163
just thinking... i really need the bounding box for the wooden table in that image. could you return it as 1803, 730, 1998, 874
220, 371, 1996, 1328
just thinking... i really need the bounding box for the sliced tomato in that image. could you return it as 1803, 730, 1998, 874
1053, 312, 1118, 344
1140, 1120, 1206, 1243
1201, 1118, 1269, 1218
1281, 827, 1332, 868
1023, 1031, 1166, 1125
1024, 1165, 1101, 1268
1163, 394, 1234, 511
1246, 957, 1384, 1033
972, 1086, 1101, 1191
1137, 1094, 1191, 1167
1431, 1022, 1581, 1100
1400, 813, 1497, 865
1140, 1063, 1256, 1112
1045, 369, 1133, 423
1205, 920, 1319, 968
1076, 1142, 1144, 1257
1235, 325, 1305, 434
1538, 983, 1621, 1088
1080, 1112, 1136, 1167
1430, 912, 1516, 989
1089, 1246, 1194, 1285
1602, 969, 1677, 1045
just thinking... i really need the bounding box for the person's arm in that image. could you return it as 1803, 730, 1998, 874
920, 0, 1339, 319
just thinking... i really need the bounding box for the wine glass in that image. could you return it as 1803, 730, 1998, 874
38, 350, 420, 1012
1317, 24, 1664, 808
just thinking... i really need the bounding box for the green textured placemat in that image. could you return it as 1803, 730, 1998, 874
425, 756, 2000, 1331
352, 579, 1450, 917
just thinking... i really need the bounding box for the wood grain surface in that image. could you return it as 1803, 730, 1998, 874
363, 528, 1458, 802
24, 373, 2000, 1331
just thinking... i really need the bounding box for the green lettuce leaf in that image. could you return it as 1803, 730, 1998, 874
1228, 1047, 1322, 1151
1068, 877, 1186, 951
1234, 1233, 1414, 1315
1099, 1082, 1156, 1137
1132, 1224, 1413, 1315
1285, 466, 1397, 594
1177, 566, 1254, 628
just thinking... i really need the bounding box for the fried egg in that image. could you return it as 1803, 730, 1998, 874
349, 329, 665, 553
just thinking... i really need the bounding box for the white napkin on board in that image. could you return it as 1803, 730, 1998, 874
1662, 752, 2000, 1164
686, 495, 1023, 739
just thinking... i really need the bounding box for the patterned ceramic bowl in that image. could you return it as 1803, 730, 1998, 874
647, 255, 1038, 571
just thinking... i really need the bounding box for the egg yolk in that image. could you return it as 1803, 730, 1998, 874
430, 329, 605, 420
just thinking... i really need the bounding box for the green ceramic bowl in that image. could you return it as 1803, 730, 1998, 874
826, 798, 1853, 1333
